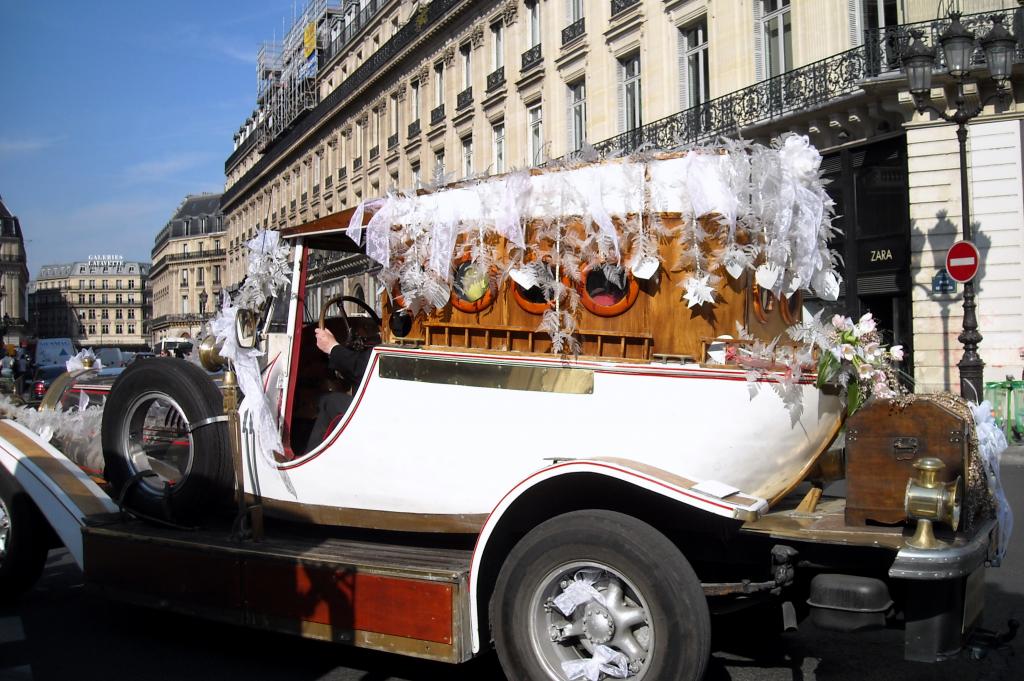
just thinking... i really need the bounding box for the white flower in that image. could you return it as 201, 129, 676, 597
840, 344, 856, 361
855, 312, 876, 337
890, 344, 905, 362
863, 341, 881, 359
832, 314, 853, 332
857, 362, 875, 379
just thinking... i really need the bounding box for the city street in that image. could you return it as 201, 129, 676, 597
3, 451, 1022, 681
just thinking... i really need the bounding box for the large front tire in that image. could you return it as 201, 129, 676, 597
0, 469, 51, 604
102, 359, 232, 524
491, 510, 711, 681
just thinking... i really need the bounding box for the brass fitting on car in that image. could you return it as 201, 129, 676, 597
905, 458, 962, 550
198, 334, 227, 372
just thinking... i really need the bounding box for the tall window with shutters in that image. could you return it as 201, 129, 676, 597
529, 2, 541, 47
568, 80, 586, 152
492, 122, 506, 174
757, 0, 792, 80
680, 19, 710, 109
618, 54, 641, 133
434, 62, 445, 107
528, 105, 544, 166
492, 23, 504, 70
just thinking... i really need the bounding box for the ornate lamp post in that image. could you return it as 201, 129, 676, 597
901, 15, 1016, 401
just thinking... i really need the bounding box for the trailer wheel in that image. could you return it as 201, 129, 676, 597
491, 510, 710, 681
0, 469, 51, 604
102, 359, 232, 524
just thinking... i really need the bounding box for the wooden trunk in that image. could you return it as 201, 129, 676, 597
845, 399, 967, 526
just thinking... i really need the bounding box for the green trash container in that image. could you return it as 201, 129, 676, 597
1011, 380, 1024, 441
984, 380, 1015, 440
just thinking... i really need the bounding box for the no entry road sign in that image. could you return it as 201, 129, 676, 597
945, 240, 980, 283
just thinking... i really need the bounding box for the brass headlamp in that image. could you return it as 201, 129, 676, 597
904, 458, 962, 550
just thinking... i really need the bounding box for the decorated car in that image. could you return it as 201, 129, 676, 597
0, 136, 1013, 679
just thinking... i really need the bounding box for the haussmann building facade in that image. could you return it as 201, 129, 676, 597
222, 0, 1024, 393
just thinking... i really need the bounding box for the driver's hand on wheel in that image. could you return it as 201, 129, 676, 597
315, 328, 340, 355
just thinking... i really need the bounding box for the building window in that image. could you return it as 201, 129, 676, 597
78, 294, 85, 304
389, 93, 400, 136
89, 325, 95, 334
411, 79, 421, 122
182, 296, 189, 315
88, 309, 95, 320
78, 280, 83, 289
88, 293, 95, 304
181, 269, 188, 286
102, 280, 108, 289
314, 152, 322, 186
619, 53, 642, 132
129, 279, 135, 289
197, 268, 204, 285
528, 104, 544, 166
568, 80, 586, 152
115, 293, 122, 304
681, 20, 710, 108
529, 2, 541, 47
128, 325, 135, 334
491, 122, 505, 175
213, 265, 221, 284
570, 0, 583, 23
462, 136, 473, 178
491, 23, 504, 69
759, 0, 792, 78
115, 279, 122, 289
116, 309, 123, 319
101, 324, 109, 335
101, 310, 108, 319
411, 161, 421, 185
461, 43, 472, 89
128, 309, 135, 319
434, 149, 445, 178
434, 61, 445, 107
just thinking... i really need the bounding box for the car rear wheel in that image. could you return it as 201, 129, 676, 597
491, 509, 711, 681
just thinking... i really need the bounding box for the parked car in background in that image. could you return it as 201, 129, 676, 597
28, 365, 67, 404
132, 352, 155, 362
95, 348, 126, 368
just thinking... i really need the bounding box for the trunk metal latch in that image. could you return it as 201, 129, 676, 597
891, 437, 919, 460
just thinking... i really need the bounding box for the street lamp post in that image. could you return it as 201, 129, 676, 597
900, 14, 1016, 402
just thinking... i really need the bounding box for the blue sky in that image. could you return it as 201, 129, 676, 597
0, 0, 294, 278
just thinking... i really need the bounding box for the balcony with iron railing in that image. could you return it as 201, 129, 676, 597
521, 44, 542, 71
222, 0, 466, 207
562, 17, 585, 46
353, 156, 363, 171
611, 0, 639, 18
430, 104, 446, 126
487, 66, 506, 92
589, 8, 1024, 157
150, 249, 227, 275
290, 199, 297, 212
369, 145, 380, 160
388, 132, 399, 149
457, 86, 473, 110
325, 175, 333, 188
408, 119, 422, 138
320, 0, 386, 67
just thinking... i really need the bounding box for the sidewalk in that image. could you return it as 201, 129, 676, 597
1003, 442, 1024, 466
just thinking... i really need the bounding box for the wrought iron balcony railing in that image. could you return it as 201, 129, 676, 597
457, 86, 473, 110
611, 0, 639, 18
222, 0, 466, 206
339, 167, 348, 180
487, 66, 506, 92
353, 156, 363, 171
388, 132, 399, 149
562, 18, 585, 46
301, 191, 308, 204
325, 175, 333, 188
589, 8, 1023, 158
313, 185, 320, 197
369, 145, 380, 160
408, 119, 422, 138
431, 104, 446, 125
290, 199, 297, 212
521, 44, 542, 71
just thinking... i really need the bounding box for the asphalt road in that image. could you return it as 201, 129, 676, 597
3, 454, 1023, 681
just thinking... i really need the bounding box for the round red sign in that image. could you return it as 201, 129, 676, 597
945, 240, 980, 283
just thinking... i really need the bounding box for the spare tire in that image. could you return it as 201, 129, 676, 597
102, 359, 232, 524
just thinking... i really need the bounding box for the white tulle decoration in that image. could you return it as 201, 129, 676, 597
972, 401, 1013, 560
237, 230, 292, 310
66, 349, 103, 372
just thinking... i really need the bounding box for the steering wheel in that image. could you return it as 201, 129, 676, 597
319, 295, 382, 347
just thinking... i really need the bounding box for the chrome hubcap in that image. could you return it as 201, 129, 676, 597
530, 563, 653, 680
0, 493, 10, 561
120, 391, 193, 493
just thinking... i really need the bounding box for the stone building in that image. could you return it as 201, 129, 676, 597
222, 0, 1024, 392
149, 193, 227, 345
0, 196, 29, 346
28, 256, 150, 349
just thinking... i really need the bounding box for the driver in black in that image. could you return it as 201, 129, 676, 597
306, 327, 372, 452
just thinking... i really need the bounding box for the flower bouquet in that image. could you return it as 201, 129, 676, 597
794, 312, 904, 415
